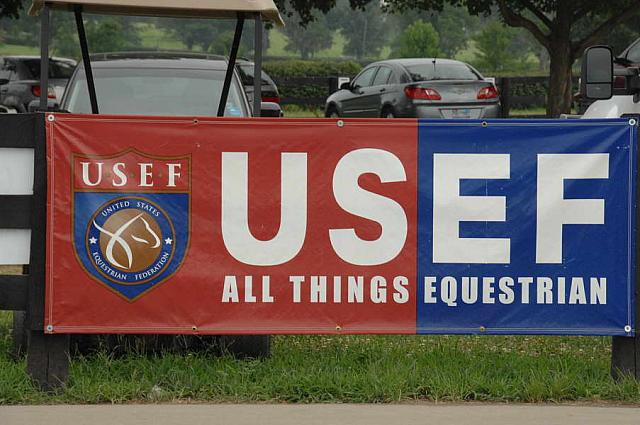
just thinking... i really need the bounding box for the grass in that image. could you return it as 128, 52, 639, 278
0, 43, 39, 56
1, 310, 639, 404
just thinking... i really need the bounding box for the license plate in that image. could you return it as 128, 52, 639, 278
451, 108, 471, 118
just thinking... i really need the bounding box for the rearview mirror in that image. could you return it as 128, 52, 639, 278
581, 46, 613, 100
260, 101, 283, 118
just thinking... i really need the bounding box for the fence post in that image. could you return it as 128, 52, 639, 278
611, 120, 640, 381
498, 77, 510, 118
25, 113, 70, 390
328, 77, 339, 97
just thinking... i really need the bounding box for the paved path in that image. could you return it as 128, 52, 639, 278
2, 404, 639, 425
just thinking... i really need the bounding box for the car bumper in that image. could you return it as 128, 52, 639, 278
404, 103, 501, 119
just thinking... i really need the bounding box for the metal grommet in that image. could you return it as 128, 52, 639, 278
479, 326, 486, 333
628, 118, 637, 126
481, 121, 488, 128
336, 325, 342, 332
46, 324, 53, 333
336, 120, 345, 128
47, 114, 55, 122
192, 325, 198, 332
193, 118, 199, 124
624, 325, 632, 333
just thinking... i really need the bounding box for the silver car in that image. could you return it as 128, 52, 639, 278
325, 58, 501, 119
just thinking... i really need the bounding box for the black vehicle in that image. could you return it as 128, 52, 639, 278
325, 58, 500, 119
0, 56, 75, 112
61, 52, 251, 117
236, 59, 281, 105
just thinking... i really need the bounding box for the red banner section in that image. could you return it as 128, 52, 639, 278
46, 115, 418, 334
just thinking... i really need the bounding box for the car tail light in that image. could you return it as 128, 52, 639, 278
477, 86, 499, 100
614, 76, 627, 89
31, 85, 56, 99
262, 96, 281, 104
404, 86, 441, 100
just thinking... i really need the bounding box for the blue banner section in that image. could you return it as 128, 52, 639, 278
417, 119, 637, 336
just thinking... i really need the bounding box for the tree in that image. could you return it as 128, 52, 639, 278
473, 20, 533, 73
326, 0, 389, 59
282, 9, 333, 59
396, 20, 439, 58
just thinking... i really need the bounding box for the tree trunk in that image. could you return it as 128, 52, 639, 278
546, 5, 574, 118
546, 42, 574, 117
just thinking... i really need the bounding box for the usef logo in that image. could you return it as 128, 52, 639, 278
72, 149, 190, 301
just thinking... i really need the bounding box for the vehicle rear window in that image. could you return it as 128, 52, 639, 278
22, 59, 76, 79
405, 62, 481, 82
65, 67, 248, 117
237, 64, 275, 87
625, 40, 640, 63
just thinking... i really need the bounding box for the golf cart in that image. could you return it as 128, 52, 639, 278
7, 0, 284, 388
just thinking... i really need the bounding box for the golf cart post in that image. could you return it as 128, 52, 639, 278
30, 0, 285, 117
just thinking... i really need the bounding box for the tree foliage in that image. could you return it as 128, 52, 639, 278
473, 20, 534, 73
326, 0, 390, 59
282, 7, 333, 59
396, 20, 440, 58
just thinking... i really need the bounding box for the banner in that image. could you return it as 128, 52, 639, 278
45, 115, 637, 336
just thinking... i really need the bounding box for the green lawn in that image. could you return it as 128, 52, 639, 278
1, 311, 638, 404
0, 44, 39, 56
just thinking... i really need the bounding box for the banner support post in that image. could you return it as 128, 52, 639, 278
611, 116, 640, 380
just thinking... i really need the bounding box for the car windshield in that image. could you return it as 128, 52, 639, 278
65, 67, 247, 117
405, 62, 481, 82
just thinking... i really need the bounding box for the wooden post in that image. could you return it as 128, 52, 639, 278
498, 77, 510, 118
27, 332, 70, 391
611, 118, 640, 381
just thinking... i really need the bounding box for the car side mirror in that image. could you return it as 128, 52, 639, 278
260, 101, 283, 118
340, 82, 351, 91
581, 46, 613, 100
28, 99, 60, 113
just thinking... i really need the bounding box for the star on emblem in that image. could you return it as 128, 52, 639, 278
165, 238, 173, 245
89, 237, 98, 244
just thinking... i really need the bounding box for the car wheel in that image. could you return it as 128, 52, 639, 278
382, 107, 395, 119
219, 335, 271, 359
326, 106, 340, 118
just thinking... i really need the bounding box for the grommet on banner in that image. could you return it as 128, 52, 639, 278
479, 326, 486, 333
47, 114, 55, 122
481, 121, 488, 128
193, 118, 199, 124
336, 325, 342, 332
629, 118, 637, 126
337, 120, 344, 128
192, 325, 198, 332
625, 325, 632, 333
46, 324, 53, 333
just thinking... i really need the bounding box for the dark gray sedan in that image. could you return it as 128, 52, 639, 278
325, 58, 501, 119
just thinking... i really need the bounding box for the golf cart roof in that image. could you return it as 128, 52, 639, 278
29, 0, 285, 25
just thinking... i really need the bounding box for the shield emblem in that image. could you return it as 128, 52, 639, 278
72, 149, 190, 301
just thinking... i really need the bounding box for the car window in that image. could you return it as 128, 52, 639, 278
22, 59, 76, 79
405, 62, 481, 81
65, 67, 248, 117
372, 67, 392, 86
237, 64, 274, 87
352, 67, 377, 88
625, 40, 640, 63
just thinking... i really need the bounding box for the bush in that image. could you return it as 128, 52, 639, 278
396, 20, 440, 58
263, 59, 362, 78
